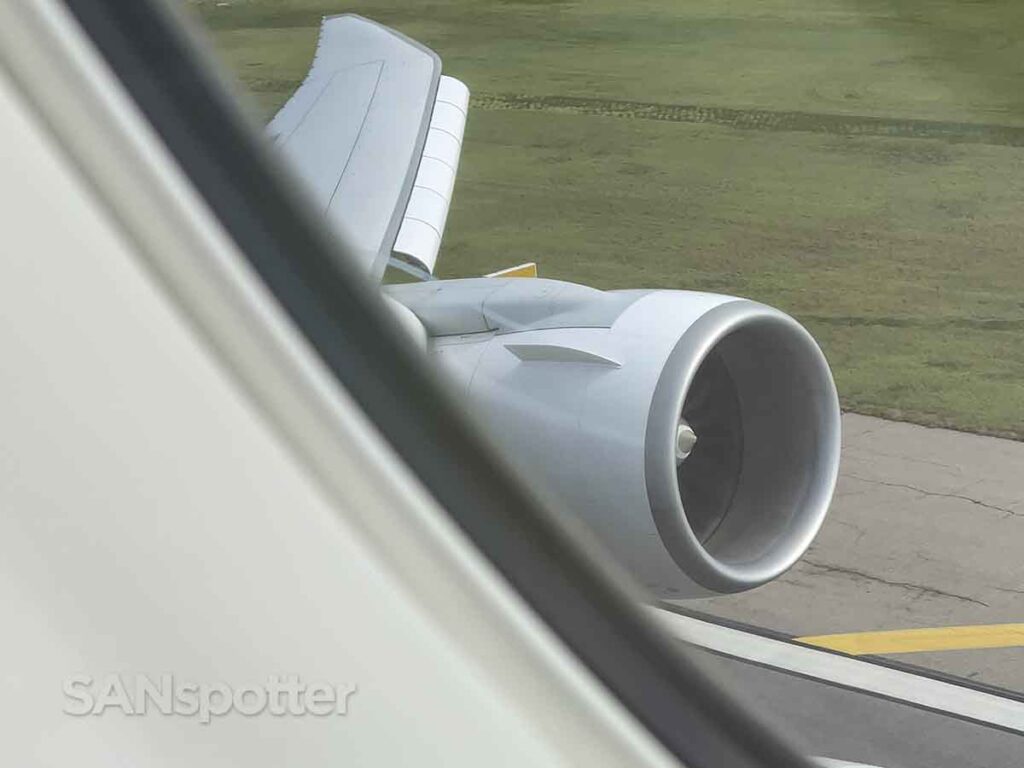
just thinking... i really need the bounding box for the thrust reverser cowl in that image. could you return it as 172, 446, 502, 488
386, 279, 841, 598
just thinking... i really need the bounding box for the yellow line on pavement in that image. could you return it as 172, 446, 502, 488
796, 624, 1024, 655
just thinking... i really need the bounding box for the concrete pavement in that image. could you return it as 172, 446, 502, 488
689, 413, 1024, 692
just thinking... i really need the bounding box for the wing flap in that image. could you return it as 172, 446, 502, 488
392, 75, 469, 276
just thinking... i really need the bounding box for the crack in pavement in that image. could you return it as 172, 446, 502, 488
830, 518, 868, 546
801, 559, 990, 607
844, 473, 1023, 517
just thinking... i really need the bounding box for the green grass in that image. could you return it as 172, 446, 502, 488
187, 0, 1024, 438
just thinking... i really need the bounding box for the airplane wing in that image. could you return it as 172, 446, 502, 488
267, 14, 841, 603
268, 14, 469, 280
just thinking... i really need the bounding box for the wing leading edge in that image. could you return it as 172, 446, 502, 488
269, 14, 468, 280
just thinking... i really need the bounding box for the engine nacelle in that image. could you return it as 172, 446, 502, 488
389, 279, 841, 598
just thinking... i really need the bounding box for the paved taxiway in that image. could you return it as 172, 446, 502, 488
655, 606, 1024, 767
693, 644, 1024, 768
685, 413, 1024, 691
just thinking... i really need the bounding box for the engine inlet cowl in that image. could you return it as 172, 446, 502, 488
645, 300, 841, 595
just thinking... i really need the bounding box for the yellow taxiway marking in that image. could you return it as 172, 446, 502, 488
797, 624, 1024, 656
485, 262, 538, 278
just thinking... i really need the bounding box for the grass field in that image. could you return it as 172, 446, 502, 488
190, 0, 1024, 438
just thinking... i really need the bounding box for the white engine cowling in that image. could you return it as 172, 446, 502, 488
391, 280, 841, 598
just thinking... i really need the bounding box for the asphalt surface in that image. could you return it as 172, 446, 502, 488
686, 413, 1024, 691
690, 646, 1024, 768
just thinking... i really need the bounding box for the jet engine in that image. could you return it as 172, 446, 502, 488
387, 278, 841, 598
